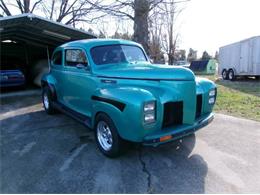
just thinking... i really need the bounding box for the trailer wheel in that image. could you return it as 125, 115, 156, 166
222, 69, 228, 80
228, 69, 235, 81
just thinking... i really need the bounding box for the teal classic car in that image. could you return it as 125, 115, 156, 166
41, 39, 217, 157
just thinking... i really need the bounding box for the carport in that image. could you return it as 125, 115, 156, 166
0, 13, 96, 87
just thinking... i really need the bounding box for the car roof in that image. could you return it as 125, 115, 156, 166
58, 38, 142, 50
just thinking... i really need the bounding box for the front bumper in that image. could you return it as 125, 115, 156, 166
143, 112, 214, 146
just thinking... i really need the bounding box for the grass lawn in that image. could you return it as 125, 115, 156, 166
197, 74, 260, 121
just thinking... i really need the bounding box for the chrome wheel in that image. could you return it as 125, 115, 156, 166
223, 71, 226, 78
97, 121, 113, 151
228, 71, 234, 80
43, 93, 49, 110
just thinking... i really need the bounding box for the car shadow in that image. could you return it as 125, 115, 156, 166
126, 134, 208, 193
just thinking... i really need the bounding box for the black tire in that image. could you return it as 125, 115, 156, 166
228, 69, 235, 81
94, 113, 127, 158
222, 69, 228, 80
42, 86, 56, 114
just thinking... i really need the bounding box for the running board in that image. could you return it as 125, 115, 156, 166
52, 102, 91, 128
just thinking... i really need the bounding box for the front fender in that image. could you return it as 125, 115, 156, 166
196, 77, 217, 113
41, 73, 58, 99
91, 86, 156, 142
196, 77, 216, 91
41, 73, 57, 87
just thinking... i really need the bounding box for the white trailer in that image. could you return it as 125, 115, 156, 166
219, 36, 260, 80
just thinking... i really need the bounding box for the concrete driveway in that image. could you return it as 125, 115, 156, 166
1, 91, 260, 193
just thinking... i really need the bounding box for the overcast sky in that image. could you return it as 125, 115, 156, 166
177, 0, 260, 57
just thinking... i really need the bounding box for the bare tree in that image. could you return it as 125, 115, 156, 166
187, 48, 197, 63
41, 0, 106, 25
91, 0, 188, 60
149, 9, 164, 63
163, 0, 178, 65
0, 0, 104, 26
149, 0, 189, 64
201, 50, 212, 60
90, 0, 167, 53
0, 0, 11, 16
1, 0, 189, 56
0, 0, 42, 15
214, 51, 219, 62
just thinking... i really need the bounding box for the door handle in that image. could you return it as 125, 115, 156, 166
76, 64, 85, 69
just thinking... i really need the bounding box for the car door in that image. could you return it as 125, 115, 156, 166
62, 47, 96, 118
50, 49, 67, 104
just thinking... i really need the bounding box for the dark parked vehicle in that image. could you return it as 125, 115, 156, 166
0, 64, 25, 88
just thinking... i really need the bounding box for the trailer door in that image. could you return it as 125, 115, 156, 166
240, 41, 250, 74
252, 37, 260, 75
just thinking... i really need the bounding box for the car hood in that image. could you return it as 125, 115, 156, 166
94, 63, 195, 81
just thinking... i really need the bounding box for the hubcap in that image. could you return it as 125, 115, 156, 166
43, 93, 49, 109
229, 71, 233, 80
97, 121, 113, 151
223, 71, 226, 79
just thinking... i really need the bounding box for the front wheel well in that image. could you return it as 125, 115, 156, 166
42, 82, 57, 101
94, 111, 110, 124
94, 111, 129, 157
94, 111, 124, 139
41, 80, 48, 88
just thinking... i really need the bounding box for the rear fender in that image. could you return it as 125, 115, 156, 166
41, 74, 57, 100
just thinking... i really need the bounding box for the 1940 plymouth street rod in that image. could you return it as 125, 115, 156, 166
41, 39, 217, 157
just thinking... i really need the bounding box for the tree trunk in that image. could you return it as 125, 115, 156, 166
133, 0, 150, 54
23, 0, 30, 13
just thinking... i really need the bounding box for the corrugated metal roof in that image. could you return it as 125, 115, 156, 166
0, 14, 96, 47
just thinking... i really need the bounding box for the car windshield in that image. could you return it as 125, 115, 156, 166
90, 44, 147, 65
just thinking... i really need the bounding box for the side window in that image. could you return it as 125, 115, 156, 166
52, 51, 62, 65
65, 49, 88, 67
